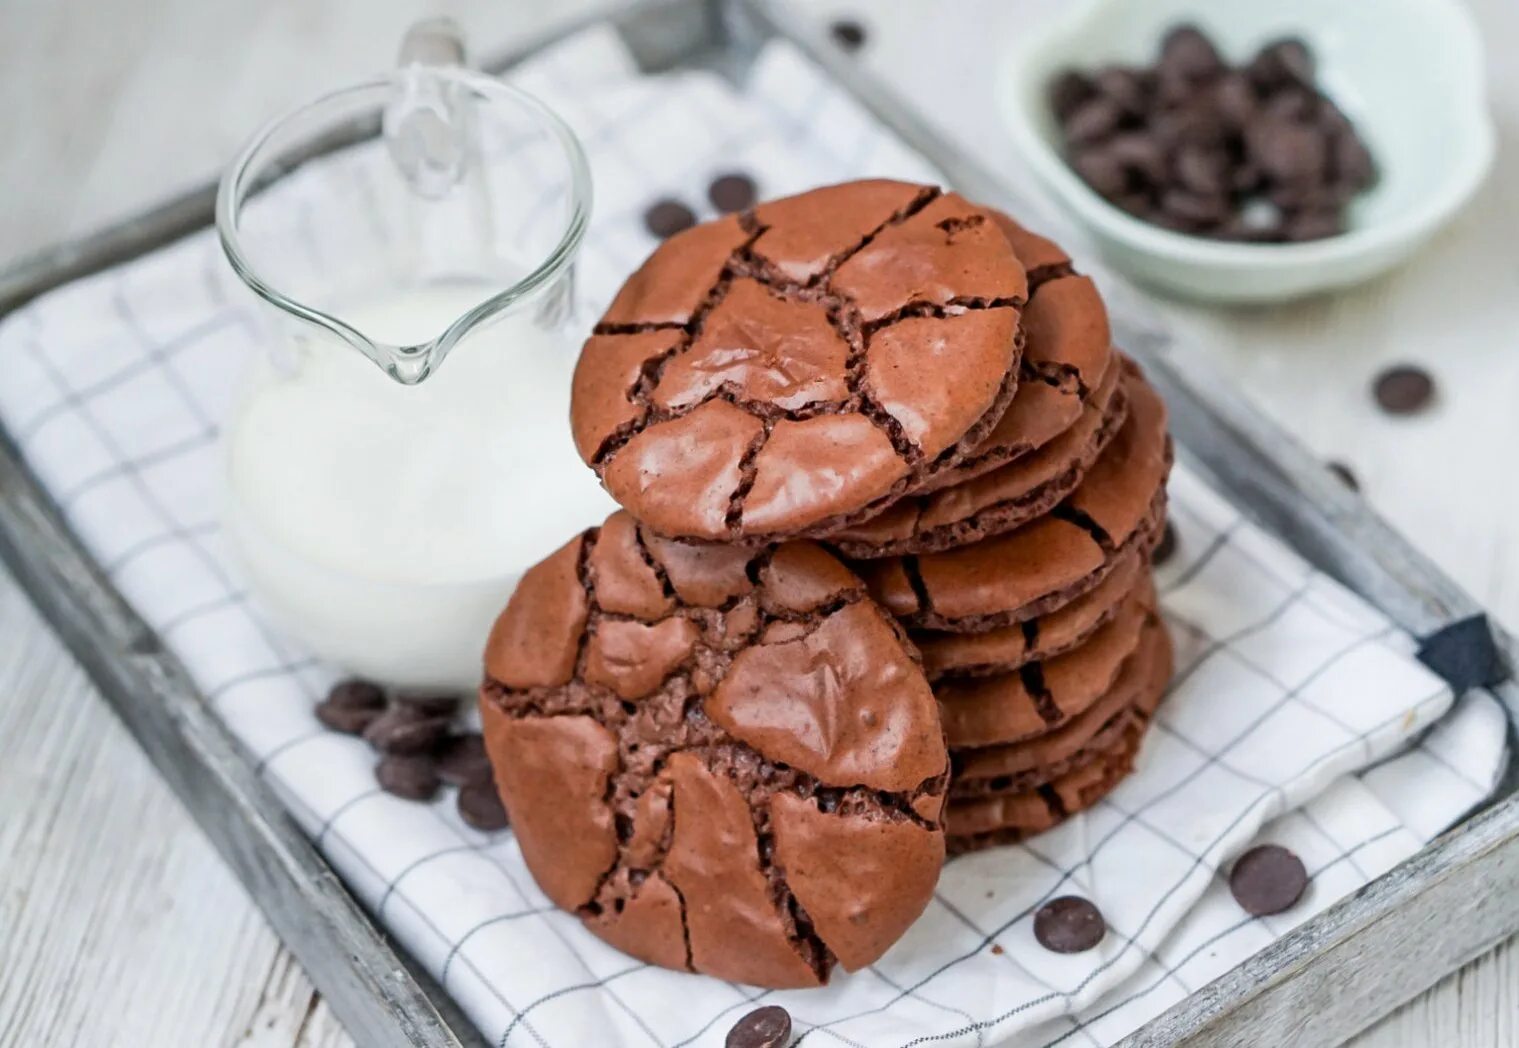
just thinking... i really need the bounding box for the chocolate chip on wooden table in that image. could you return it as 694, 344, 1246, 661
363, 705, 452, 754
829, 18, 866, 52
1230, 844, 1308, 916
643, 198, 696, 239
1373, 365, 1435, 415
457, 779, 510, 831
726, 1005, 792, 1048
376, 753, 441, 801
1034, 895, 1106, 953
708, 172, 757, 213
435, 732, 492, 786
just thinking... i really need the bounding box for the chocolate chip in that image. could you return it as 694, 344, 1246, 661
725, 1005, 792, 1048
1282, 209, 1343, 242
1093, 66, 1148, 116
458, 780, 509, 831
1108, 133, 1166, 184
376, 754, 441, 801
1327, 460, 1360, 491
1152, 521, 1178, 565
708, 173, 757, 214
1212, 72, 1258, 127
1152, 104, 1225, 149
1373, 365, 1436, 415
1332, 129, 1377, 189
1064, 97, 1124, 145
435, 732, 492, 786
1160, 24, 1224, 82
363, 707, 452, 754
1247, 118, 1327, 185
1034, 896, 1106, 953
829, 19, 866, 52
1071, 147, 1128, 198
394, 690, 460, 717
1264, 87, 1317, 123
644, 199, 696, 239
1159, 187, 1230, 229
1049, 71, 1097, 122
315, 702, 382, 736
1174, 146, 1228, 196
1249, 38, 1314, 92
326, 679, 386, 710
1230, 844, 1308, 916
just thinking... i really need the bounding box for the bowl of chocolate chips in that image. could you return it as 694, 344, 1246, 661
998, 0, 1494, 303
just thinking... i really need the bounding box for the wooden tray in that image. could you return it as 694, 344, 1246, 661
1, 1, 1515, 1044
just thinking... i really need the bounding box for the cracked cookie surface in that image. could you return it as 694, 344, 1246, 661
914, 214, 1115, 495
479, 510, 949, 988
570, 179, 1029, 545
855, 362, 1173, 632
829, 352, 1130, 558
944, 618, 1170, 852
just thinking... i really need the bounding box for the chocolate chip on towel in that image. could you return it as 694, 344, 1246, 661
435, 732, 492, 786
376, 754, 441, 801
708, 173, 757, 213
726, 1006, 792, 1048
1152, 521, 1178, 566
1034, 896, 1107, 953
363, 706, 452, 754
644, 199, 696, 239
394, 690, 460, 717
316, 678, 386, 734
457, 780, 510, 831
1230, 844, 1308, 916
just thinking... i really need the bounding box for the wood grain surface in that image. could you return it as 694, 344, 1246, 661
1, 0, 1515, 1045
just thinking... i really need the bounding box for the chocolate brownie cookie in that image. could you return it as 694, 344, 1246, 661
479, 511, 949, 988
570, 180, 1029, 544
914, 215, 1113, 494
916, 545, 1149, 681
937, 599, 1156, 750
857, 364, 1171, 632
946, 719, 1144, 847
829, 355, 1128, 557
950, 613, 1172, 795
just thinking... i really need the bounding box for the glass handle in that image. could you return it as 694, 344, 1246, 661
384, 18, 472, 200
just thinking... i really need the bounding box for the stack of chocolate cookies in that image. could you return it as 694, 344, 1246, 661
478, 179, 1173, 986
829, 216, 1175, 853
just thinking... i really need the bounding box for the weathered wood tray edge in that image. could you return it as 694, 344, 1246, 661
0, 1, 1515, 1045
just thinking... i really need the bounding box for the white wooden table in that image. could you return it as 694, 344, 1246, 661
2, 1, 1516, 1045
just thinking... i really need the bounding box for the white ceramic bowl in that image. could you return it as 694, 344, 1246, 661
997, 0, 1495, 303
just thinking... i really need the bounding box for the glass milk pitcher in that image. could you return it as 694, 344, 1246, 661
216, 22, 614, 689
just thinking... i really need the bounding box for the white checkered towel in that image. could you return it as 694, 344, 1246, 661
0, 26, 1506, 1048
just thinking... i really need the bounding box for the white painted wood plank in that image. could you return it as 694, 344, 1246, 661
0, 561, 345, 1048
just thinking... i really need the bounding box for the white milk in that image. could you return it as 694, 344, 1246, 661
223, 283, 616, 688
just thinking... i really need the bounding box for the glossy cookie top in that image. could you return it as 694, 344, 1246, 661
570, 179, 1028, 544
479, 510, 949, 988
